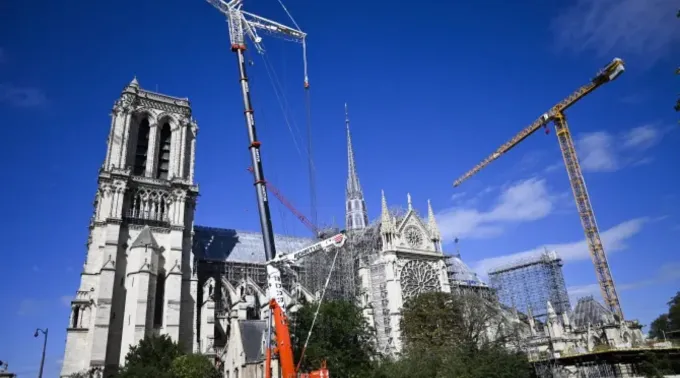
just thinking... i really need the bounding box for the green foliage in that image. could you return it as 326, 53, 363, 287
649, 314, 671, 340
117, 334, 183, 378
372, 343, 532, 378
170, 354, 221, 378
649, 291, 680, 340
389, 291, 532, 378
290, 299, 378, 378
637, 351, 680, 378
114, 335, 220, 378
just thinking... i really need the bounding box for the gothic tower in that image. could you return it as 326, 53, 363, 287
60, 78, 199, 377
344, 104, 369, 230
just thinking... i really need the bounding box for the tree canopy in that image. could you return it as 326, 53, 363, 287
379, 291, 532, 378
113, 334, 220, 378
649, 291, 680, 341
170, 354, 222, 378
290, 299, 379, 377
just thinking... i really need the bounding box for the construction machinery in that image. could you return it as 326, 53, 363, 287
453, 58, 626, 319
266, 232, 347, 378
204, 0, 334, 376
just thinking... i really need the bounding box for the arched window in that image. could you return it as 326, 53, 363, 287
156, 122, 171, 179
154, 271, 166, 327
133, 118, 150, 176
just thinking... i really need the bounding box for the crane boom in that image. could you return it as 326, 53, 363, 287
204, 0, 316, 376
451, 58, 626, 319
453, 58, 624, 188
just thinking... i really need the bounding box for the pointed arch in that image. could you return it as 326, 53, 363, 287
156, 122, 172, 179
133, 118, 151, 176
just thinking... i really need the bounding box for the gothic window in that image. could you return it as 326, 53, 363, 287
400, 260, 440, 300
72, 306, 80, 328
128, 188, 171, 225
133, 118, 150, 176
156, 122, 171, 179
154, 271, 166, 327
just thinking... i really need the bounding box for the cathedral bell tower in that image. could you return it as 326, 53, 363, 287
60, 78, 199, 377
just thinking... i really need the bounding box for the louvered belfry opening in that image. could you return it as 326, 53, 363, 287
133, 118, 151, 176
156, 122, 171, 179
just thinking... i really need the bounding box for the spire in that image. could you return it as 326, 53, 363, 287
427, 199, 441, 240
381, 190, 394, 233
129, 76, 139, 88
547, 301, 557, 319
407, 193, 413, 211
345, 103, 369, 230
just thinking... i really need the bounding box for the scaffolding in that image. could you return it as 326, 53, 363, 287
488, 250, 570, 321
297, 226, 381, 301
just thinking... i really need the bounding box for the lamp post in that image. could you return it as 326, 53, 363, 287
34, 328, 48, 378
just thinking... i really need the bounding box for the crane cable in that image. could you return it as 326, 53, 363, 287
295, 246, 342, 371
275, 0, 317, 227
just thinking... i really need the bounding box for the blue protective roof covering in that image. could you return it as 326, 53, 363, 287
192, 226, 315, 263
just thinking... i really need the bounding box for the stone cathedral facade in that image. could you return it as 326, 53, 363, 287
61, 80, 480, 377
60, 79, 199, 376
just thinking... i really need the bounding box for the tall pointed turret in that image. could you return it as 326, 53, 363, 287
345, 103, 369, 230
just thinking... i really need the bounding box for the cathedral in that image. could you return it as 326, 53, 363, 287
59, 80, 488, 377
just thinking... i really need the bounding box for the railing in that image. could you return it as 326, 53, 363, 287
123, 210, 170, 228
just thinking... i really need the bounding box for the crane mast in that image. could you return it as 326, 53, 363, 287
204, 0, 314, 376
452, 58, 625, 319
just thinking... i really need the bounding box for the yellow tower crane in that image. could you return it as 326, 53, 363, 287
453, 58, 626, 320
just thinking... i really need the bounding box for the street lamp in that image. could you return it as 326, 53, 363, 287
34, 328, 48, 378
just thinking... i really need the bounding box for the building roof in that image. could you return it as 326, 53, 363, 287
239, 320, 267, 363
446, 254, 487, 287
193, 226, 315, 263
570, 296, 617, 327
131, 226, 160, 249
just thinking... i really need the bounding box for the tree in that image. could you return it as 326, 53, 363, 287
393, 291, 532, 378
290, 300, 379, 377
649, 291, 680, 341
170, 354, 221, 378
649, 314, 671, 340
400, 291, 517, 353
117, 334, 183, 378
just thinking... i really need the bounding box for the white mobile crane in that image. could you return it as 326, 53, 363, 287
265, 232, 347, 378
203, 0, 314, 376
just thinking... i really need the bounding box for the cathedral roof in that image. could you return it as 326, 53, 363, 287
192, 226, 315, 263
130, 226, 160, 249
446, 254, 486, 286
569, 295, 617, 328
239, 320, 267, 363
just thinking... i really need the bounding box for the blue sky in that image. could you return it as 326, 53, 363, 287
1, 0, 679, 375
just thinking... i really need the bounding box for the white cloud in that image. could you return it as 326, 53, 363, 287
437, 178, 554, 241
472, 217, 648, 277
576, 124, 670, 173
551, 0, 680, 65
622, 125, 663, 150
578, 131, 619, 172
18, 296, 73, 316
17, 299, 44, 316
60, 295, 72, 307
0, 84, 48, 108
567, 261, 680, 301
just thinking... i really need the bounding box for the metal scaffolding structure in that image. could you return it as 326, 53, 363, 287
488, 250, 571, 321
297, 226, 381, 302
